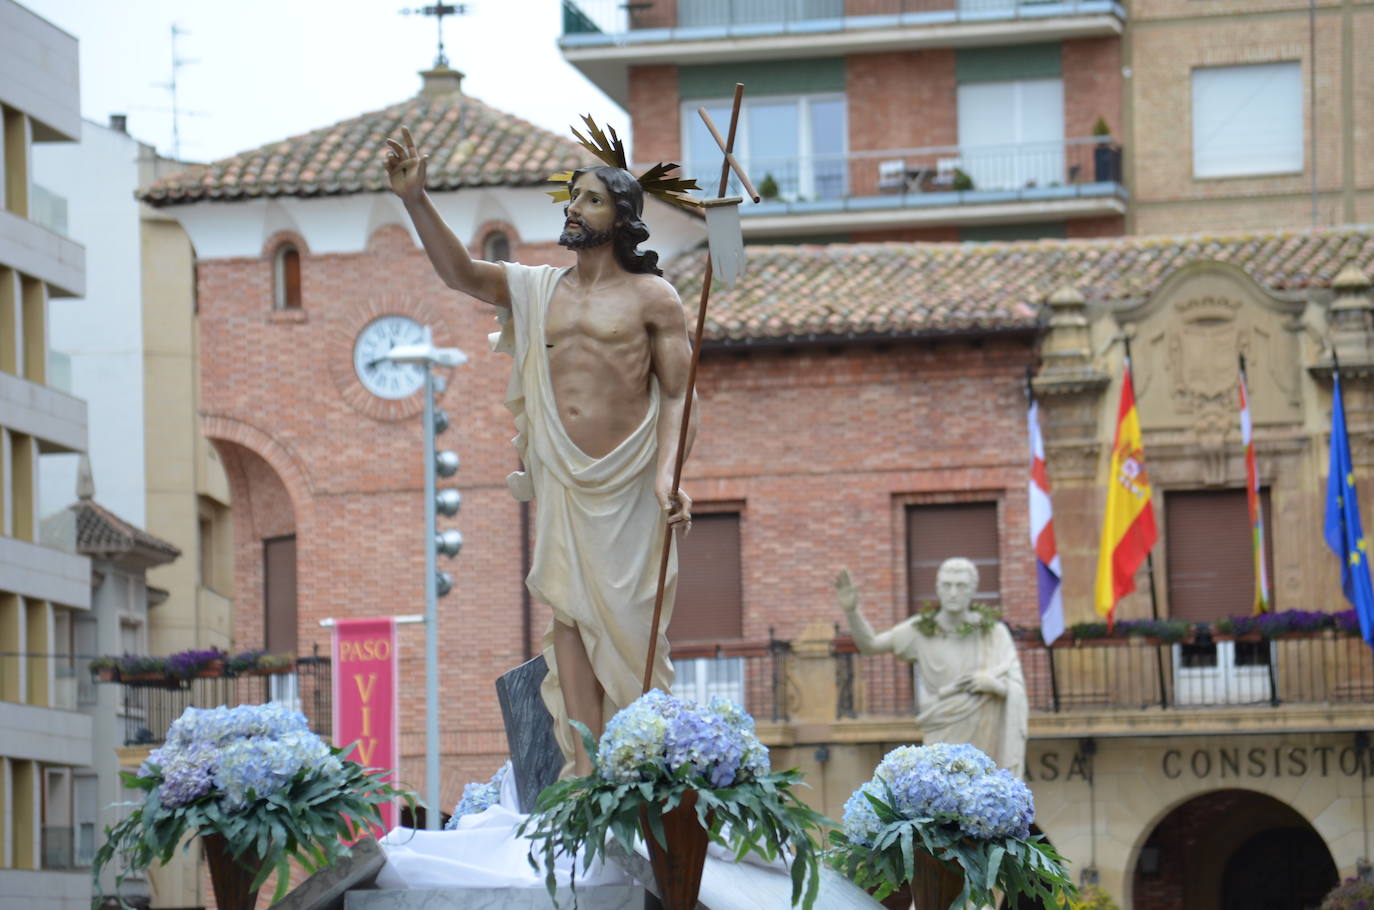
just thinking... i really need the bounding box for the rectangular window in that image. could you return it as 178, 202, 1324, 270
668, 512, 743, 642
264, 534, 298, 655
668, 512, 744, 706
1165, 488, 1275, 622
1192, 62, 1302, 178
683, 95, 847, 203
957, 78, 1064, 191
906, 502, 1001, 613
678, 0, 843, 28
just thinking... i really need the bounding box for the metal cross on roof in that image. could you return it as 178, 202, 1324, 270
400, 3, 469, 69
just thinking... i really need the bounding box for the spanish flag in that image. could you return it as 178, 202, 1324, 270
1095, 360, 1158, 624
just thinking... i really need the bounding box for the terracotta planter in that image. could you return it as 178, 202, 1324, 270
93, 666, 119, 683
120, 671, 181, 689
875, 881, 913, 909
201, 832, 265, 910
911, 848, 965, 910
641, 790, 710, 910
195, 659, 227, 678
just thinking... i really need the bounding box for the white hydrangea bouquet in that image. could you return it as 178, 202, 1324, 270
828, 743, 1074, 908
517, 689, 827, 909
92, 703, 412, 907
445, 760, 511, 828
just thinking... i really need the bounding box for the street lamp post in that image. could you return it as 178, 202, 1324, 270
386, 327, 467, 830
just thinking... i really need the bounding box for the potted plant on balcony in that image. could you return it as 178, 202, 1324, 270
89, 655, 120, 683
1092, 116, 1121, 183
228, 649, 295, 676
91, 702, 411, 910
115, 654, 179, 688
167, 647, 228, 679
517, 689, 826, 910
828, 743, 1074, 910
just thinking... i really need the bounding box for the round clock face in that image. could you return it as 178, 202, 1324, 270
353, 315, 427, 399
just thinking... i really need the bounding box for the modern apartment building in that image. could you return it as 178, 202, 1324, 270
0, 2, 94, 907
559, 0, 1372, 240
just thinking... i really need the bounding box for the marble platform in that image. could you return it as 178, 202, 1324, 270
343, 884, 645, 909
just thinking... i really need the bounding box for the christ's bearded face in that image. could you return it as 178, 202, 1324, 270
559, 172, 616, 250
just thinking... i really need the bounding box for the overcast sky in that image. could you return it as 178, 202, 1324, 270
21, 0, 628, 164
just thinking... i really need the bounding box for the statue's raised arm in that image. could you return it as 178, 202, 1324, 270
383, 125, 509, 307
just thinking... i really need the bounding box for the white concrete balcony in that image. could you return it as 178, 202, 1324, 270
561, 0, 1125, 105
0, 370, 87, 453
665, 136, 1126, 237
0, 209, 85, 298
0, 536, 91, 609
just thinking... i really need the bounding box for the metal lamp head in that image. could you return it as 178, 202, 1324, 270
436, 488, 461, 516
435, 450, 460, 477
435, 571, 453, 598
435, 529, 463, 558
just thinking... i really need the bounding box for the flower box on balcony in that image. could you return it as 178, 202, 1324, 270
120, 672, 183, 690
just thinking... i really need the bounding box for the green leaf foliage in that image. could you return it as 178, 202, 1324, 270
90, 747, 415, 908
825, 786, 1076, 908
516, 721, 829, 910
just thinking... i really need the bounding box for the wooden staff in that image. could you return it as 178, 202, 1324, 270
641, 83, 753, 694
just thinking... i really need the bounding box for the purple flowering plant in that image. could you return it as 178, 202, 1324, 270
90, 703, 413, 908
828, 743, 1074, 907
517, 689, 827, 909
165, 647, 227, 678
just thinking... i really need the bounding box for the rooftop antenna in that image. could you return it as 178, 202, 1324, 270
153, 23, 198, 158
399, 4, 469, 69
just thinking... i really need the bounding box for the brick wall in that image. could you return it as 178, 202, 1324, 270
629, 65, 681, 165
197, 217, 1039, 803
847, 50, 957, 154
1063, 37, 1122, 142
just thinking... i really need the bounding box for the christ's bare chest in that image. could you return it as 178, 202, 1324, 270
544, 282, 646, 351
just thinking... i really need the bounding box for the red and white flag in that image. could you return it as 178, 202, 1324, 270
1028, 398, 1064, 644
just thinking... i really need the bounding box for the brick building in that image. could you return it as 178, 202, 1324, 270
132, 45, 1374, 910
560, 0, 1373, 240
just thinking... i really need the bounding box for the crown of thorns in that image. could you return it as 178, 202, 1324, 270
547, 115, 701, 211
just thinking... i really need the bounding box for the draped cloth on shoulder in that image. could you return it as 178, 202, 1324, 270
490, 262, 677, 778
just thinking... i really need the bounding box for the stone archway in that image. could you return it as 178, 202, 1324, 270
1132, 788, 1336, 910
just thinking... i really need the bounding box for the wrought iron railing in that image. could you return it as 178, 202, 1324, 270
111, 656, 332, 747
669, 632, 793, 722
835, 628, 1374, 718
41, 825, 76, 870
563, 0, 1121, 39
673, 138, 1123, 212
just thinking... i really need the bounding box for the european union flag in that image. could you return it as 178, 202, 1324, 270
1324, 375, 1374, 647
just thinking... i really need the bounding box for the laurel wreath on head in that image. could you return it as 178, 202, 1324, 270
913, 602, 1003, 638
547, 114, 701, 211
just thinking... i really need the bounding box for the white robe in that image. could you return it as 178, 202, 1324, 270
846, 612, 1028, 777
491, 263, 677, 777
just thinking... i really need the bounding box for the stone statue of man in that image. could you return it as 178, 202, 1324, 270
384, 127, 695, 778
837, 558, 1029, 777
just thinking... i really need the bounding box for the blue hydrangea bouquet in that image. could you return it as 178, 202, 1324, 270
828, 743, 1074, 908
517, 689, 827, 910
91, 703, 412, 909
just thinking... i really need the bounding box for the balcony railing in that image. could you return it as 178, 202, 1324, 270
835, 629, 1374, 718
670, 635, 793, 722
42, 825, 77, 870
113, 657, 333, 747
563, 0, 1123, 42
674, 138, 1124, 219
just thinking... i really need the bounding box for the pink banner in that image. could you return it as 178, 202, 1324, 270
331, 617, 399, 834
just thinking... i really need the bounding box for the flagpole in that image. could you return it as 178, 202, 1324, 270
640, 84, 750, 694
1122, 337, 1169, 709
1027, 368, 1063, 712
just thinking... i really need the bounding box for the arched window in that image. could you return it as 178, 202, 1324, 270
483, 231, 512, 262
273, 243, 302, 310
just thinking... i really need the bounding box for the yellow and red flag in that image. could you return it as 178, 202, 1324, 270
1095, 360, 1158, 626
1238, 359, 1270, 613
